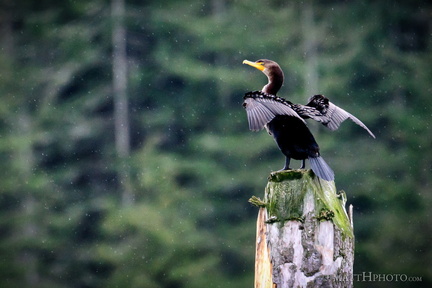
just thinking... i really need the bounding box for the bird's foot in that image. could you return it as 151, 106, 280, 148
280, 157, 292, 171
278, 167, 291, 172
299, 159, 306, 169
269, 167, 292, 180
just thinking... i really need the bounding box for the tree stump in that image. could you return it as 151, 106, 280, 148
250, 170, 354, 288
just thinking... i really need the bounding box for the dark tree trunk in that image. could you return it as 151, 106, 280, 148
112, 0, 133, 206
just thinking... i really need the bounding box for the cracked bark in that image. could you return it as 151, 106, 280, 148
253, 170, 354, 288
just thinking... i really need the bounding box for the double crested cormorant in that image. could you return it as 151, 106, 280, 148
242, 59, 375, 181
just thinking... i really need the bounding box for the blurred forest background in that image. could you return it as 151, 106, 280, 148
0, 0, 431, 287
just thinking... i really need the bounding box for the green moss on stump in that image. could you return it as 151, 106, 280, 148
264, 169, 353, 238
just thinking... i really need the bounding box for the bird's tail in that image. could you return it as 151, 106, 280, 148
309, 156, 334, 181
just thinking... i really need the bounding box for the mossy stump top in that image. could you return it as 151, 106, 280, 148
265, 169, 353, 238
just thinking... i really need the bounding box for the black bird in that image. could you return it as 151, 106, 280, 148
242, 59, 375, 181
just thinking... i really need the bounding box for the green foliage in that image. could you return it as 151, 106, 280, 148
0, 0, 431, 287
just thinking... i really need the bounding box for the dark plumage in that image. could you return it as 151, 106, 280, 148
242, 59, 375, 181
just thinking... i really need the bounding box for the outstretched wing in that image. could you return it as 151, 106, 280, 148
243, 91, 305, 131
293, 94, 375, 138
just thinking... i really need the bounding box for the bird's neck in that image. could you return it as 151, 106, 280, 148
262, 69, 284, 95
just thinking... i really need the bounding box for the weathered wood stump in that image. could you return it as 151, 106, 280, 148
250, 170, 354, 288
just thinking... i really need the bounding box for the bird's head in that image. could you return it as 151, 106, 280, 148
243, 59, 284, 95
242, 59, 280, 76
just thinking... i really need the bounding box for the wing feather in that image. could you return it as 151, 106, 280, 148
326, 103, 375, 138
294, 94, 375, 138
243, 92, 374, 138
243, 98, 274, 131
243, 93, 305, 131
